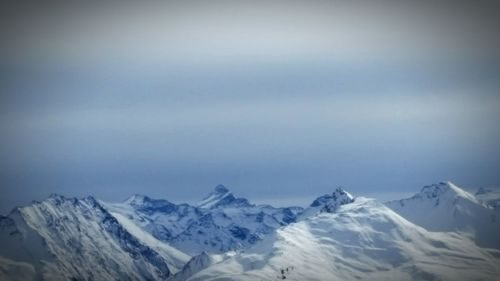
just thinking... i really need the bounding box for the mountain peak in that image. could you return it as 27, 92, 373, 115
46, 193, 80, 206
124, 194, 151, 205
197, 184, 251, 209
419, 181, 476, 202
48, 193, 65, 199
420, 181, 452, 198
171, 251, 213, 281
310, 187, 354, 213
213, 184, 229, 194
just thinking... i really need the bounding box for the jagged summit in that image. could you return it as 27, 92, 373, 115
197, 184, 251, 209
122, 194, 180, 216
45, 194, 102, 206
46, 193, 83, 206
124, 194, 151, 205
310, 187, 355, 213
1, 191, 174, 280
213, 184, 229, 194
416, 181, 477, 202
298, 187, 355, 219
48, 193, 65, 199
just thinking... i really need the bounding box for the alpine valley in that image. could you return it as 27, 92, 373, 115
1, 182, 499, 281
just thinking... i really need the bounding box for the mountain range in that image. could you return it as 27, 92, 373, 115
1, 182, 499, 280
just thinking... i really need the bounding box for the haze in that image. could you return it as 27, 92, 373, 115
1, 1, 500, 213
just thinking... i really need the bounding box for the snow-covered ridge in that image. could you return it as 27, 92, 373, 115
300, 187, 355, 218
417, 181, 478, 202
125, 194, 150, 205
186, 197, 500, 281
310, 187, 354, 213
107, 185, 303, 255
0, 194, 181, 280
197, 184, 252, 209
1, 181, 500, 281
385, 181, 500, 249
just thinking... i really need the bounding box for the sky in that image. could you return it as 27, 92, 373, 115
1, 1, 500, 213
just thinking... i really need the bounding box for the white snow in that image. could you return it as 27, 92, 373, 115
0, 195, 176, 280
187, 198, 500, 281
197, 184, 233, 209
386, 181, 500, 249
108, 186, 302, 255
109, 211, 191, 272
0, 256, 36, 281
1, 182, 500, 281
299, 187, 354, 218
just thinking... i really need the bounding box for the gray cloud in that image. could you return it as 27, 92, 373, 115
2, 1, 500, 64
1, 1, 500, 213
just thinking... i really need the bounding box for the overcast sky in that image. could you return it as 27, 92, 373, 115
1, 1, 500, 213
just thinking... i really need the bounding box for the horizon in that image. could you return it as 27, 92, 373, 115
2, 180, 496, 215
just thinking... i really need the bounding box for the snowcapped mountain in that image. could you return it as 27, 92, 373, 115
185, 196, 500, 281
170, 251, 213, 281
105, 194, 202, 242
0, 194, 188, 281
1, 182, 500, 281
106, 185, 303, 255
300, 187, 354, 218
385, 181, 500, 249
170, 251, 230, 281
197, 184, 252, 209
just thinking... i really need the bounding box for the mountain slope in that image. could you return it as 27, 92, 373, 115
385, 181, 500, 249
299, 187, 354, 218
107, 194, 202, 242
475, 187, 500, 210
2, 182, 500, 281
197, 184, 251, 209
0, 195, 180, 280
169, 251, 231, 281
107, 185, 303, 255
170, 184, 303, 254
109, 211, 191, 271
0, 256, 36, 281
187, 197, 500, 281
